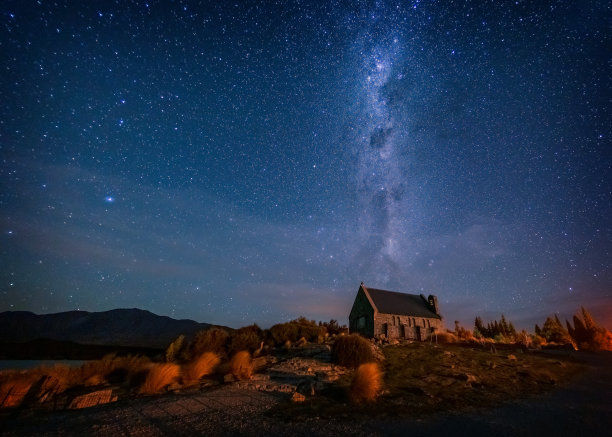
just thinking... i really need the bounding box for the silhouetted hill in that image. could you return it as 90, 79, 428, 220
0, 338, 162, 360
0, 308, 224, 349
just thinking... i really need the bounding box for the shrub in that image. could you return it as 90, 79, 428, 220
267, 318, 326, 346
229, 325, 263, 354
182, 352, 220, 386
331, 334, 374, 368
269, 322, 300, 345
186, 328, 230, 360
166, 335, 186, 363
229, 351, 252, 380
531, 334, 546, 346
349, 362, 382, 404
140, 363, 180, 394
514, 330, 531, 348
436, 331, 458, 344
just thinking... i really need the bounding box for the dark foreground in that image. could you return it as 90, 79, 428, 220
1, 351, 611, 437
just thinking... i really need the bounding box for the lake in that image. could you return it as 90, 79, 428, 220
0, 360, 88, 371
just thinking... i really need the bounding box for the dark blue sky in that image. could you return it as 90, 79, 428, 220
1, 0, 610, 329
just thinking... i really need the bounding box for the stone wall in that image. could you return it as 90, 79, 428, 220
374, 313, 443, 341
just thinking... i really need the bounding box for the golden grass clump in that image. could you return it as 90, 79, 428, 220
139, 363, 180, 394
436, 331, 458, 344
331, 334, 374, 368
78, 354, 151, 386
182, 352, 220, 386
349, 362, 382, 404
0, 373, 37, 408
229, 350, 252, 380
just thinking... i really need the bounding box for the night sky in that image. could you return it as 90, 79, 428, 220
1, 1, 610, 330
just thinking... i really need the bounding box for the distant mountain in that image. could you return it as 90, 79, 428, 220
0, 308, 224, 349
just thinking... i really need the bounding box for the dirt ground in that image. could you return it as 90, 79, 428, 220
1, 350, 611, 436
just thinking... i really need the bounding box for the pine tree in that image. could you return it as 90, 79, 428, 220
541, 316, 572, 344
566, 320, 575, 341
500, 314, 509, 336
508, 321, 516, 338
534, 324, 541, 336
571, 315, 588, 345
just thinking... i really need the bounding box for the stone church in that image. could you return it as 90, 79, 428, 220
349, 283, 443, 341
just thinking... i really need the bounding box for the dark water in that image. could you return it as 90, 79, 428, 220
0, 360, 88, 371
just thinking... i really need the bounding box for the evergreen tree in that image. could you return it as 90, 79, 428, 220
500, 314, 509, 336
508, 321, 516, 338
534, 324, 541, 336
571, 315, 589, 345
566, 320, 575, 341
474, 316, 484, 335
541, 316, 572, 344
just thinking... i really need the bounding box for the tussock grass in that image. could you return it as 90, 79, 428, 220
79, 354, 151, 386
349, 362, 382, 404
0, 374, 37, 407
436, 331, 458, 343
229, 350, 252, 380
139, 363, 180, 394
182, 352, 220, 386
331, 334, 374, 368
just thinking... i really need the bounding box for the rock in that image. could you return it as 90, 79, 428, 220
250, 373, 270, 381
507, 354, 517, 361
68, 389, 117, 410
291, 392, 306, 402
224, 374, 236, 383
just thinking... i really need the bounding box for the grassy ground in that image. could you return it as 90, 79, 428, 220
269, 342, 585, 420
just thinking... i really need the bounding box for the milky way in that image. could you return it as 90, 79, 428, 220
0, 1, 610, 329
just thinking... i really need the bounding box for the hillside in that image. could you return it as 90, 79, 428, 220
0, 308, 223, 349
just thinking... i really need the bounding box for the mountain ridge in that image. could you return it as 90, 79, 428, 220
0, 308, 225, 349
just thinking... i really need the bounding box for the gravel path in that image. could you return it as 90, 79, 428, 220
2, 351, 611, 437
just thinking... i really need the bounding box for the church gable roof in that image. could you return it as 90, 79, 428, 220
363, 286, 441, 319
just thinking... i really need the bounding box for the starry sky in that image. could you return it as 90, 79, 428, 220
1, 1, 610, 330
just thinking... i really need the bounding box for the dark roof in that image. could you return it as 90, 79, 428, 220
364, 287, 441, 319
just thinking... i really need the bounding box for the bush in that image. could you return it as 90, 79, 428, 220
229, 325, 263, 354
331, 334, 374, 368
349, 362, 382, 404
229, 351, 253, 380
182, 352, 220, 386
436, 331, 458, 344
140, 363, 180, 394
166, 335, 186, 363
514, 330, 531, 348
268, 322, 300, 345
266, 317, 326, 346
186, 328, 230, 360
